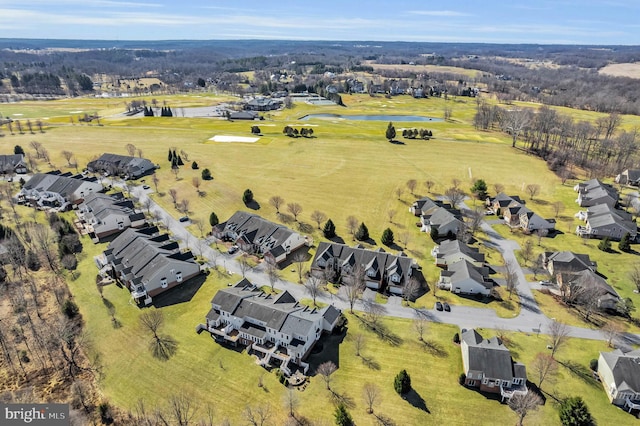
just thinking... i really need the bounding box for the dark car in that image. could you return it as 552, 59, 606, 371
142, 185, 150, 190
443, 302, 451, 312
228, 245, 239, 255
179, 216, 189, 222
435, 301, 443, 311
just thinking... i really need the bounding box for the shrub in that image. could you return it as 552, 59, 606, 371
453, 332, 460, 344
589, 359, 598, 371
26, 250, 41, 271
430, 227, 439, 241
619, 232, 631, 252
61, 254, 78, 271
394, 369, 411, 395
201, 168, 212, 180
209, 212, 219, 227
243, 189, 254, 204
459, 373, 466, 386
62, 299, 79, 318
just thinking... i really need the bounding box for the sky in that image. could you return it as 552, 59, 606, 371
0, 0, 638, 45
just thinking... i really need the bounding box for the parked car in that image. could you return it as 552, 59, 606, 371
142, 185, 150, 190
443, 302, 451, 312
539, 280, 552, 286
179, 216, 189, 222
228, 245, 239, 255
435, 301, 443, 311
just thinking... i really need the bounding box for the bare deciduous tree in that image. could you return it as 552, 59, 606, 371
387, 209, 397, 223
531, 352, 557, 390
525, 184, 541, 200
243, 404, 271, 426
168, 393, 197, 426
265, 260, 281, 292
406, 179, 417, 195
551, 201, 565, 218
168, 189, 178, 207
394, 187, 404, 200
310, 210, 327, 229
424, 180, 435, 193
363, 300, 386, 330
548, 319, 570, 359
286, 202, 303, 221
192, 176, 202, 195
445, 187, 465, 208
413, 314, 428, 342
269, 195, 284, 214
125, 143, 136, 157
304, 275, 325, 306
316, 361, 337, 390
363, 382, 381, 414
346, 215, 359, 238
293, 252, 307, 283
603, 322, 623, 348
629, 264, 640, 293
494, 183, 505, 195
503, 259, 519, 300
508, 388, 542, 426
403, 277, 421, 303
178, 199, 190, 216
345, 266, 365, 313
238, 255, 251, 278
61, 150, 74, 166
502, 108, 531, 148
353, 333, 365, 357
520, 239, 534, 266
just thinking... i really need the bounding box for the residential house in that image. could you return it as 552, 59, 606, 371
574, 179, 618, 208
202, 279, 341, 376
541, 251, 597, 276
76, 192, 146, 242
310, 242, 418, 295
615, 169, 640, 186
486, 193, 525, 215
87, 153, 156, 179
598, 348, 640, 411
460, 329, 528, 401
542, 251, 620, 310
499, 196, 555, 233
502, 203, 529, 228
419, 206, 464, 238
0, 154, 28, 174
17, 171, 103, 211
575, 203, 637, 241
432, 239, 485, 268
96, 225, 201, 305
213, 211, 309, 265
437, 259, 492, 296
519, 210, 556, 233
409, 196, 443, 216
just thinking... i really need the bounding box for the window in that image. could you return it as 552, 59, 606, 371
176, 271, 183, 282
160, 277, 168, 288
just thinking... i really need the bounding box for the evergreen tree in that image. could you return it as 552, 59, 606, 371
355, 222, 369, 241
209, 212, 219, 227
191, 161, 199, 170
201, 168, 212, 180
14, 145, 24, 155
559, 397, 594, 426
168, 149, 173, 162
243, 189, 254, 204
430, 227, 439, 241
381, 228, 394, 246
386, 122, 396, 142
619, 232, 631, 252
334, 404, 353, 426
323, 218, 336, 238
176, 155, 184, 166
394, 370, 411, 395
470, 179, 488, 201
598, 237, 611, 252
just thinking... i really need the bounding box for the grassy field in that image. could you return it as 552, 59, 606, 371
4, 92, 640, 423
66, 236, 634, 425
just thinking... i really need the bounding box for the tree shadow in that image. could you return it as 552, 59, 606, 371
297, 222, 314, 233
422, 339, 448, 358
384, 242, 403, 251
330, 390, 355, 409
557, 359, 599, 387
403, 389, 430, 413
329, 235, 345, 244
150, 334, 178, 361
245, 200, 261, 210
360, 355, 381, 370
279, 213, 295, 224
374, 414, 397, 426
354, 315, 403, 347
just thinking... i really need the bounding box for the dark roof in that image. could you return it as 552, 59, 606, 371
87, 153, 155, 177
240, 321, 267, 339
321, 305, 341, 325
545, 251, 596, 273
447, 259, 491, 289
601, 349, 640, 392
437, 239, 484, 263
461, 329, 526, 381
0, 154, 26, 172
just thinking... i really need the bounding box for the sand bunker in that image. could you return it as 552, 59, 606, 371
210, 135, 259, 143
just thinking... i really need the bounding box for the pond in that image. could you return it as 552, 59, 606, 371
299, 113, 443, 122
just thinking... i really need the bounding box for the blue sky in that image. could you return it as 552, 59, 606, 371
0, 0, 638, 44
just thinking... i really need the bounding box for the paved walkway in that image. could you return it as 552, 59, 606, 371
129, 185, 640, 345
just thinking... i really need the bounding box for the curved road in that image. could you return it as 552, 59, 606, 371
130, 185, 640, 346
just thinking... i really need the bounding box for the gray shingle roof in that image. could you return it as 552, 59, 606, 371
601, 349, 640, 393
461, 329, 526, 382
438, 240, 485, 263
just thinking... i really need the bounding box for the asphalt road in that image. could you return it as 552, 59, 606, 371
129, 184, 640, 346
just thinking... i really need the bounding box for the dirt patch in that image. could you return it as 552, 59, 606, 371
599, 62, 640, 79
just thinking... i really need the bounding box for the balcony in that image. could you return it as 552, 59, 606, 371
500, 383, 528, 402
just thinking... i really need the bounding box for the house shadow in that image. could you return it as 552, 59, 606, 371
244, 200, 261, 210
307, 326, 346, 372
277, 247, 310, 270
152, 273, 207, 308
329, 235, 345, 244
403, 389, 430, 413
546, 229, 564, 238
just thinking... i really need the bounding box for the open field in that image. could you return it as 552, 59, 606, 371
3, 92, 640, 423
599, 62, 640, 79
66, 236, 633, 425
